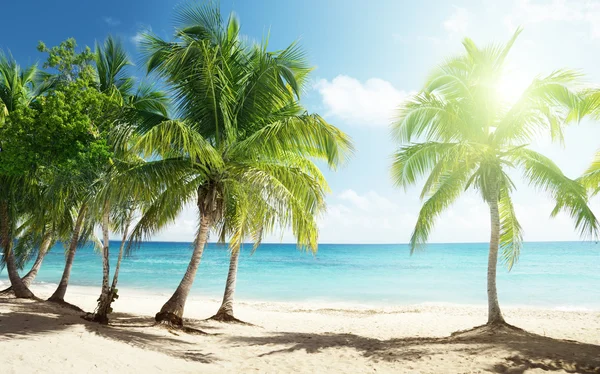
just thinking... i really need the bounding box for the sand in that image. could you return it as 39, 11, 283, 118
1, 284, 599, 374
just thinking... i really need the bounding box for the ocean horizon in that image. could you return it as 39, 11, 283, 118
2, 241, 599, 309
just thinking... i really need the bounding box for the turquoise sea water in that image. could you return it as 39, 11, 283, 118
1, 241, 599, 309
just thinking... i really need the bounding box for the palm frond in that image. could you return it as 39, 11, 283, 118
512, 148, 598, 239
498, 183, 522, 270
409, 169, 471, 252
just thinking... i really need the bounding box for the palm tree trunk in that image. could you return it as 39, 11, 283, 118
5, 250, 35, 298
48, 205, 86, 303
155, 214, 210, 327
1, 201, 34, 298
110, 218, 130, 292
91, 203, 111, 324
210, 248, 240, 322
487, 197, 505, 325
22, 232, 53, 287
1, 232, 52, 294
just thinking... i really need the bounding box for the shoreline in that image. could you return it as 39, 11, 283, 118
2, 278, 598, 313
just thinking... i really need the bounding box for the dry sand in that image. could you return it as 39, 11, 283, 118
1, 284, 599, 373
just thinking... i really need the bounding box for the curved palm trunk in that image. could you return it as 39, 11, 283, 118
1, 232, 53, 294
155, 214, 210, 327
5, 250, 34, 298
487, 198, 505, 325
92, 208, 132, 324
110, 219, 131, 292
1, 201, 34, 298
48, 205, 86, 303
91, 204, 111, 324
210, 248, 240, 322
22, 233, 53, 287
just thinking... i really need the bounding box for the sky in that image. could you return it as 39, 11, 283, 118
2, 0, 600, 244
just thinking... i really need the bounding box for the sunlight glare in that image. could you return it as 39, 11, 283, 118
495, 69, 531, 105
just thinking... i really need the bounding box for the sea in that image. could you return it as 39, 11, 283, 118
1, 241, 599, 309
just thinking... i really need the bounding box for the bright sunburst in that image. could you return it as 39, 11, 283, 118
495, 69, 531, 105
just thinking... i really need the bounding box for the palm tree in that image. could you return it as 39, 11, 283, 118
124, 3, 353, 327
0, 52, 53, 298
390, 29, 598, 326
0, 201, 56, 295
87, 36, 170, 323
47, 193, 95, 304
0, 182, 36, 298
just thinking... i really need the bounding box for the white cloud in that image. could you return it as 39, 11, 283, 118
149, 202, 200, 242
103, 17, 121, 27
505, 0, 600, 38
319, 190, 415, 241
393, 34, 442, 45
338, 189, 399, 212
110, 187, 600, 245
443, 7, 470, 35
314, 75, 410, 127
131, 32, 145, 46
131, 25, 152, 46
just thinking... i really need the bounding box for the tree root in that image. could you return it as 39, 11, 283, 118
451, 320, 525, 339
153, 319, 208, 335
207, 312, 254, 326
155, 311, 183, 327
81, 312, 109, 325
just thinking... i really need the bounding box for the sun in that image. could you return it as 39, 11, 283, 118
495, 69, 531, 105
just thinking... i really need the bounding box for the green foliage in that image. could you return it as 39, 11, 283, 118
37, 38, 95, 83
0, 79, 115, 177
124, 2, 353, 254
391, 28, 597, 269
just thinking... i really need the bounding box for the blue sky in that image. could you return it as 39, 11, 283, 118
3, 0, 600, 243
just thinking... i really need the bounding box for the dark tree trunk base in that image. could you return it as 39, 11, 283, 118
0, 290, 41, 301
451, 320, 524, 339
46, 298, 84, 312
155, 311, 184, 327
15, 292, 37, 299
82, 312, 109, 325
10, 286, 36, 299
153, 313, 208, 335
207, 311, 253, 325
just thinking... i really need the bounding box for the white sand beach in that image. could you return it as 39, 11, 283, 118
1, 285, 599, 373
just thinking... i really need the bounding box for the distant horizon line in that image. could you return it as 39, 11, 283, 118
104, 239, 599, 245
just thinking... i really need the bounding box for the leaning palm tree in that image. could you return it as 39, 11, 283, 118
391, 29, 598, 326
124, 3, 353, 327
47, 176, 98, 304
85, 36, 170, 323
0, 197, 57, 295
0, 52, 53, 298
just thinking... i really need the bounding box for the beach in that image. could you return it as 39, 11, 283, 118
4, 1, 600, 373
1, 285, 599, 373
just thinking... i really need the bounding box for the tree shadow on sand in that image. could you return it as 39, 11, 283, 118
0, 298, 217, 364
228, 324, 600, 373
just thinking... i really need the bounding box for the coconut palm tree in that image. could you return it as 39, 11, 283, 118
0, 52, 54, 298
47, 182, 97, 304
86, 36, 170, 323
391, 29, 598, 326
0, 180, 36, 298
0, 200, 56, 295
124, 3, 353, 327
